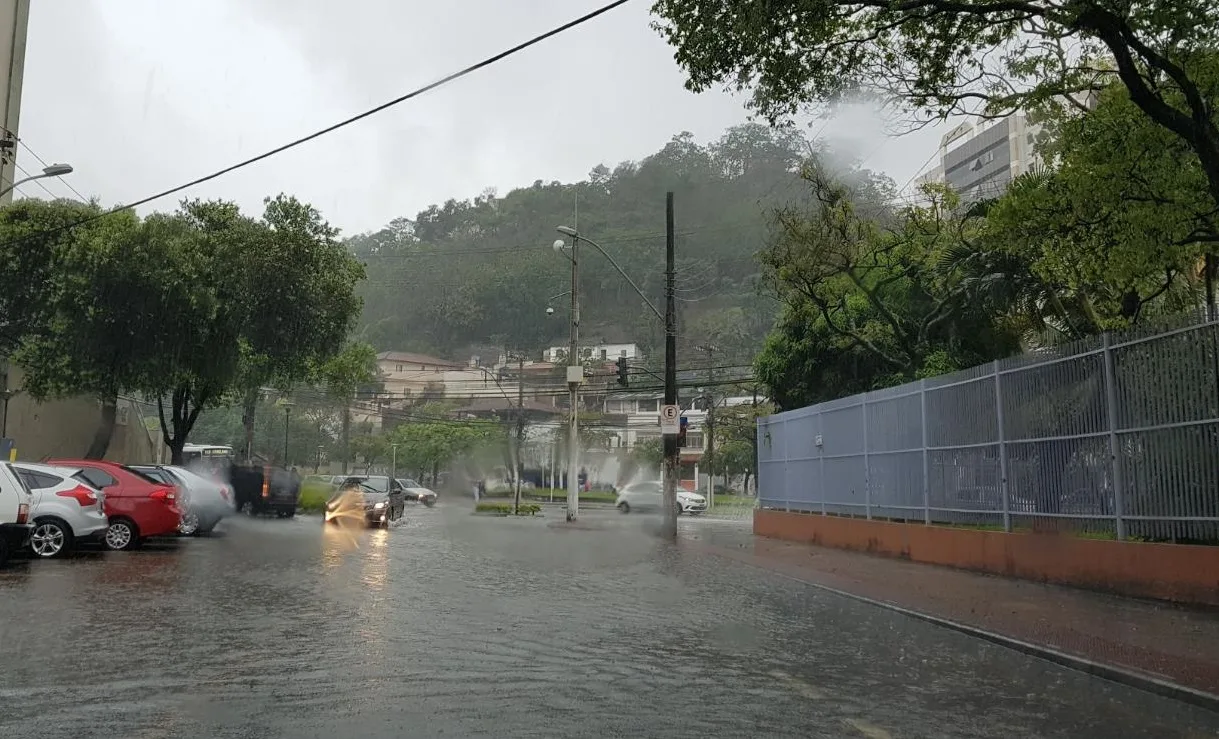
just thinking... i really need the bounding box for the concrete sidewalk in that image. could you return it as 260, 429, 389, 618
688, 521, 1219, 708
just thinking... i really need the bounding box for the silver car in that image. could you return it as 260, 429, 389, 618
615, 481, 707, 515
14, 462, 109, 558
131, 465, 235, 535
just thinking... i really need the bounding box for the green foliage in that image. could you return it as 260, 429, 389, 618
475, 501, 541, 516
0, 193, 363, 461
650, 0, 1219, 207
630, 436, 664, 467
349, 124, 806, 364
756, 171, 1020, 408
298, 481, 334, 513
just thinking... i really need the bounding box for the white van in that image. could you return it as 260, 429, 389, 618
0, 461, 34, 567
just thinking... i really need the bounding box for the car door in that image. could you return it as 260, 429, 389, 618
76, 466, 125, 520
638, 482, 664, 510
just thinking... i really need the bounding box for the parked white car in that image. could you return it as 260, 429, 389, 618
0, 462, 34, 566
131, 465, 235, 535
13, 462, 109, 558
615, 481, 707, 515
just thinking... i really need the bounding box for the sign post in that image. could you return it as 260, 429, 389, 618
659, 404, 680, 436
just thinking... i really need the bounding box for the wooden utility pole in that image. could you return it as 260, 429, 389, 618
662, 192, 679, 540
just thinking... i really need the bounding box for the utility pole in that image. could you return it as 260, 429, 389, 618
698, 344, 717, 508
662, 192, 679, 540
390, 443, 399, 481
566, 237, 581, 522
513, 353, 525, 515
282, 402, 293, 466
0, 0, 29, 206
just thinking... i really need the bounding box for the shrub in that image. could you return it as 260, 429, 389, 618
298, 481, 334, 513
474, 502, 542, 516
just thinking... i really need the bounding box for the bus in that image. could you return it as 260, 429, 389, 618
181, 444, 236, 470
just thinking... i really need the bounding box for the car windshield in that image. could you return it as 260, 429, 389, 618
398, 479, 421, 488
344, 477, 389, 493
123, 466, 165, 485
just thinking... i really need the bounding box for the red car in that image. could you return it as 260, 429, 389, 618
48, 459, 181, 550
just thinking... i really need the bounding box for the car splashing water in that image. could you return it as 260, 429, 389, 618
323, 487, 368, 536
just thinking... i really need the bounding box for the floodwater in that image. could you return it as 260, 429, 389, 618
0, 504, 1215, 738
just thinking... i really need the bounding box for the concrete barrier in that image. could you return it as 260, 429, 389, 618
755, 509, 1219, 607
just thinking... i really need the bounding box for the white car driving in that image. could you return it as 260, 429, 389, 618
615, 481, 707, 515
14, 462, 109, 559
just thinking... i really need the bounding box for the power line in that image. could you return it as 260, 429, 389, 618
0, 0, 633, 251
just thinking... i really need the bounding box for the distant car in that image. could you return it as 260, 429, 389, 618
49, 459, 182, 551
0, 462, 33, 567
230, 465, 301, 518
14, 462, 109, 558
326, 476, 405, 528
395, 478, 437, 507
615, 481, 707, 515
130, 465, 235, 536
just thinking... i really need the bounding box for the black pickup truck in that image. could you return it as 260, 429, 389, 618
230, 465, 301, 518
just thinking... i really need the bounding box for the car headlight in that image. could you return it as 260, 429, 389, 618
374, 501, 386, 510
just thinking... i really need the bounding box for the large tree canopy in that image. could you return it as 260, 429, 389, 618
650, 0, 1219, 206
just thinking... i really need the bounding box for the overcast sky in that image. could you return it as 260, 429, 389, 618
19, 0, 945, 236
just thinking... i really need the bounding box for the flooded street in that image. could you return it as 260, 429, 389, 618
1, 504, 1216, 739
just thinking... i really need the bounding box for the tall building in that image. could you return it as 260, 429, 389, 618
914, 113, 1043, 204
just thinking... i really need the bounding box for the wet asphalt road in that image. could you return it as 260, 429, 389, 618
1, 503, 1217, 739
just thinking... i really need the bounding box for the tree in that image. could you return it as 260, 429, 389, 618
145, 201, 257, 465
0, 199, 103, 353
13, 206, 164, 458
706, 401, 774, 494
389, 421, 493, 482
981, 76, 1216, 321
756, 168, 1018, 408
316, 342, 379, 472
234, 195, 365, 460
651, 0, 1219, 211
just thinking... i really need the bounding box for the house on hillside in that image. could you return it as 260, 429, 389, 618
376, 351, 466, 403
542, 343, 642, 364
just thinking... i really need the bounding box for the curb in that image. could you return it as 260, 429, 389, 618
701, 543, 1219, 714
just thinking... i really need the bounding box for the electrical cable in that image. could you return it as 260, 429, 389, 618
0, 0, 633, 250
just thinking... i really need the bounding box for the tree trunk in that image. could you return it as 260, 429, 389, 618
241, 386, 259, 463
341, 405, 351, 474
85, 393, 118, 460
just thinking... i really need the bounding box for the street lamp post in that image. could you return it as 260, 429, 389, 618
553, 226, 667, 524
0, 163, 73, 199
553, 235, 581, 522
281, 401, 294, 466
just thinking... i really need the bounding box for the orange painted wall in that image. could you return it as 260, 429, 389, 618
755, 509, 1219, 607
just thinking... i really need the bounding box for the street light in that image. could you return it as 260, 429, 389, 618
552, 225, 666, 523
281, 400, 294, 466
0, 163, 75, 199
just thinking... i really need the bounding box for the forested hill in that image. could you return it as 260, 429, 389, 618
345, 124, 821, 367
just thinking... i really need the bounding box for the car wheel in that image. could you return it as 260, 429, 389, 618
674, 502, 683, 516
30, 518, 73, 558
618, 502, 631, 514
178, 512, 200, 536
423, 499, 435, 508
104, 518, 140, 551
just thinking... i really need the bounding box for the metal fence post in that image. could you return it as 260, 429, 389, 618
818, 410, 827, 516
993, 360, 1011, 532
1101, 333, 1127, 541
920, 379, 931, 525
862, 396, 871, 519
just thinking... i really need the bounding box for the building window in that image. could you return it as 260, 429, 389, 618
396, 364, 403, 372
685, 432, 704, 449
638, 399, 658, 413
600, 349, 608, 360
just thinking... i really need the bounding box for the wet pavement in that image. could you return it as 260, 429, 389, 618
1, 504, 1217, 738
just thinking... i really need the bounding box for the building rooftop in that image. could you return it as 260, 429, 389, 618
376, 351, 465, 368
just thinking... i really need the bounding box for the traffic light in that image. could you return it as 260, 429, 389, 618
616, 356, 629, 387
678, 416, 688, 447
